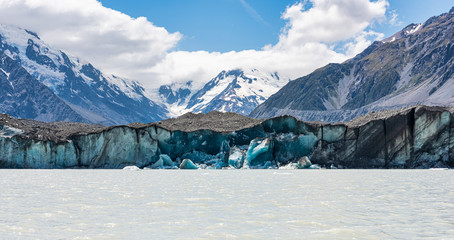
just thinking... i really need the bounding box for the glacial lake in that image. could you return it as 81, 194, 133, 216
0, 170, 453, 239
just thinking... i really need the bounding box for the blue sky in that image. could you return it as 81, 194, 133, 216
0, 0, 452, 88
99, 0, 453, 52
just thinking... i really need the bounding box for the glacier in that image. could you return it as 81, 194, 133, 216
0, 106, 453, 169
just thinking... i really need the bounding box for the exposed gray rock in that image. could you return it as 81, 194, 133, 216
155, 111, 264, 133
250, 8, 454, 123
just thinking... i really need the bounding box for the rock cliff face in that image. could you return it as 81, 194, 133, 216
0, 106, 453, 169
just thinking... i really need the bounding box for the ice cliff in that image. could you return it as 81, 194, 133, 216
0, 106, 453, 169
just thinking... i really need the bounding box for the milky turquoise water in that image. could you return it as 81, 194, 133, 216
0, 169, 453, 239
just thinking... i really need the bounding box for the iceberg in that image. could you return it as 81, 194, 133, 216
179, 159, 198, 169
151, 154, 175, 169
297, 156, 312, 169
123, 166, 140, 171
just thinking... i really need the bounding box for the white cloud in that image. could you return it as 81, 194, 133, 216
388, 9, 403, 26
147, 0, 389, 90
0, 0, 389, 92
0, 0, 181, 81
276, 0, 388, 48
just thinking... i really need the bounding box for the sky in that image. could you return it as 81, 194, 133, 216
0, 0, 452, 90
98, 0, 453, 52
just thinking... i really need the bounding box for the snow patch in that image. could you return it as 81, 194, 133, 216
0, 68, 10, 78
105, 75, 143, 101
406, 24, 422, 35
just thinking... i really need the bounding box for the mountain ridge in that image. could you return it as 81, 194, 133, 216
0, 52, 87, 122
0, 24, 168, 125
250, 7, 454, 122
158, 68, 288, 117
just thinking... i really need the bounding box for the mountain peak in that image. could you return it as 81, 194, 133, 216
0, 23, 168, 125
184, 68, 288, 115
251, 7, 454, 122
382, 23, 422, 43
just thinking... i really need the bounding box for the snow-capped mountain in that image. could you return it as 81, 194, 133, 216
0, 24, 167, 125
158, 69, 289, 116
159, 81, 192, 106
0, 52, 86, 122
251, 7, 454, 122
0, 23, 288, 124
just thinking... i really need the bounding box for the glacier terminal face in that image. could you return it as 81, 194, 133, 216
0, 106, 453, 169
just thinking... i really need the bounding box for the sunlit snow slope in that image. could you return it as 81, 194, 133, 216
0, 24, 167, 125
159, 69, 289, 116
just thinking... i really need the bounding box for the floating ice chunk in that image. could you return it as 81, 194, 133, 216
160, 154, 174, 166
279, 163, 299, 169
123, 166, 140, 171
179, 159, 198, 169
228, 147, 245, 169
297, 156, 312, 169
181, 151, 226, 168
309, 164, 321, 169
151, 154, 175, 169
150, 159, 164, 169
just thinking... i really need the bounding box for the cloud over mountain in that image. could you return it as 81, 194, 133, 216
148, 0, 389, 89
0, 0, 181, 83
0, 0, 389, 90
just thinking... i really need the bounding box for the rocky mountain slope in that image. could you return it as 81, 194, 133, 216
158, 69, 288, 116
0, 53, 86, 122
251, 7, 454, 122
0, 24, 167, 125
0, 105, 452, 169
